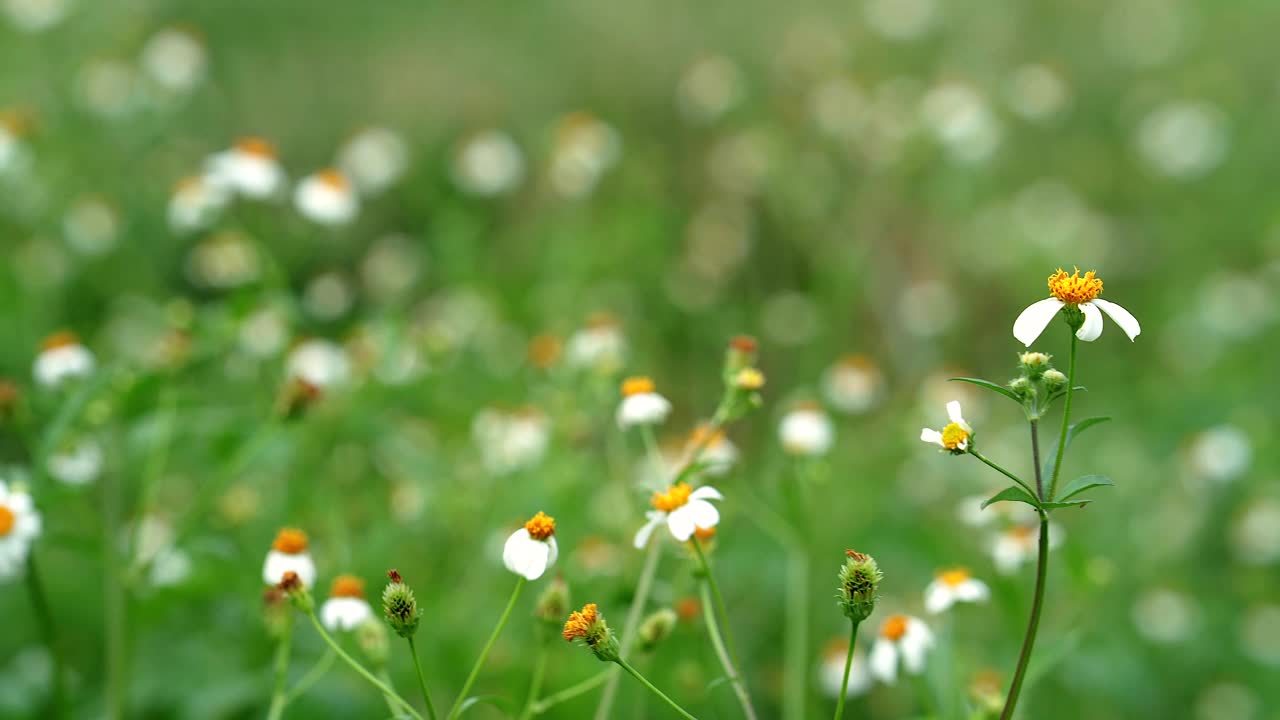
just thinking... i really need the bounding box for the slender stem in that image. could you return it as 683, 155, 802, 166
832, 619, 861, 720
1046, 334, 1078, 502
783, 549, 808, 720
517, 645, 548, 720
1028, 421, 1043, 500
614, 658, 699, 720
999, 513, 1050, 720
283, 649, 335, 705
266, 619, 293, 720
698, 581, 758, 720
970, 450, 1035, 498
593, 530, 662, 719
24, 553, 65, 718
532, 670, 611, 714
407, 636, 440, 720
448, 577, 525, 719
304, 610, 422, 719
103, 467, 127, 720
691, 537, 743, 664
378, 668, 409, 719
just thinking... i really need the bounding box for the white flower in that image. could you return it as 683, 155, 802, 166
923, 568, 991, 614
294, 169, 359, 225
168, 175, 229, 233
472, 407, 550, 476
0, 114, 31, 174
321, 575, 374, 631
336, 126, 409, 196
0, 479, 42, 580
869, 615, 933, 685
565, 314, 626, 372
206, 137, 285, 199
821, 355, 883, 414
991, 523, 1062, 575
262, 528, 316, 588
819, 638, 872, 699
779, 404, 835, 456
502, 511, 559, 581
33, 332, 95, 388
451, 130, 524, 196
1, 0, 70, 33
1013, 268, 1140, 347
633, 483, 722, 548
285, 339, 350, 388
616, 377, 671, 430
920, 401, 972, 452
548, 112, 621, 198
140, 28, 207, 93
47, 438, 103, 486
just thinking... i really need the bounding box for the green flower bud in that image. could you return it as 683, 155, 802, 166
356, 617, 390, 668
1017, 352, 1052, 379
382, 569, 421, 638
1042, 369, 1067, 392
836, 550, 881, 623
534, 576, 571, 641
1008, 377, 1032, 399
637, 608, 678, 653
723, 335, 758, 377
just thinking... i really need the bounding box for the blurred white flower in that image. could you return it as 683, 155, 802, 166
707, 130, 771, 196
818, 637, 871, 699
47, 438, 103, 486
617, 377, 672, 430
1185, 425, 1251, 484
76, 59, 139, 118
168, 175, 230, 233
131, 515, 190, 588
1230, 499, 1280, 565
206, 137, 286, 199
1195, 272, 1273, 340
821, 355, 883, 414
262, 528, 316, 588
897, 280, 955, 338
634, 483, 721, 548
1136, 101, 1228, 180
336, 126, 409, 196
452, 130, 524, 196
1195, 683, 1259, 720
1132, 588, 1196, 645
285, 339, 350, 388
924, 568, 990, 614
869, 614, 933, 684
779, 403, 834, 457
1238, 604, 1280, 667
921, 401, 972, 452
677, 55, 744, 124
33, 331, 95, 388
2, 0, 70, 33
1004, 64, 1069, 122
0, 112, 32, 174
361, 235, 422, 302
684, 424, 738, 477
62, 196, 118, 256
0, 479, 42, 579
472, 407, 550, 476
565, 313, 626, 373
503, 511, 558, 581
921, 83, 1001, 165
140, 27, 207, 93
303, 272, 355, 321
238, 305, 290, 358
549, 112, 621, 198
185, 231, 260, 289
294, 168, 359, 225
321, 576, 374, 631
760, 292, 820, 347
991, 523, 1062, 575
864, 0, 938, 41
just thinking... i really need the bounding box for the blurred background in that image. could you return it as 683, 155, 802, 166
1, 0, 1278, 718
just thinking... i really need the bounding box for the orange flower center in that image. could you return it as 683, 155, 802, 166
0, 505, 14, 536
693, 526, 716, 542
881, 614, 910, 641
941, 423, 970, 450
236, 137, 276, 158
563, 603, 600, 641
939, 568, 971, 587
524, 511, 557, 540
330, 574, 366, 598
1010, 526, 1035, 543
316, 168, 349, 191
272, 528, 309, 554
729, 335, 758, 354
651, 483, 692, 512
621, 376, 655, 397
1047, 267, 1103, 305
688, 424, 726, 449
41, 330, 80, 351
527, 334, 562, 368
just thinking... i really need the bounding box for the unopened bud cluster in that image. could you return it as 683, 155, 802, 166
382, 569, 421, 638
1008, 351, 1067, 414
836, 550, 881, 623
721, 336, 765, 421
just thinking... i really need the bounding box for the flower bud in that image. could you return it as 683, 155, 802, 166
277, 571, 315, 613
733, 367, 765, 391
723, 335, 758, 376
382, 569, 421, 638
1008, 377, 1032, 399
534, 575, 571, 639
356, 617, 391, 668
563, 603, 621, 663
1017, 352, 1051, 376
836, 550, 881, 623
1042, 369, 1067, 392
262, 587, 292, 639
637, 608, 678, 653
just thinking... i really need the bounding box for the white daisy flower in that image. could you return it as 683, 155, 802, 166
920, 400, 972, 453
451, 130, 524, 196
1013, 268, 1140, 347
779, 403, 835, 456
818, 637, 872, 699
633, 483, 722, 548
0, 479, 42, 580
285, 338, 350, 388
821, 354, 883, 415
565, 313, 627, 372
548, 111, 622, 198
168, 175, 229, 233
206, 137, 285, 199
502, 511, 559, 581
321, 575, 374, 631
262, 528, 317, 588
46, 438, 103, 486
991, 523, 1063, 575
869, 614, 933, 685
336, 126, 410, 196
294, 168, 359, 225
923, 568, 991, 614
33, 331, 95, 388
616, 376, 672, 430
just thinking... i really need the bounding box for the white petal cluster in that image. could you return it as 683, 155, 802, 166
633, 486, 722, 549
779, 405, 835, 456
0, 481, 42, 580
868, 615, 934, 685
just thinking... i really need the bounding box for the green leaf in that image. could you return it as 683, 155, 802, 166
455, 695, 513, 717
1041, 417, 1111, 479
948, 377, 1023, 405
1057, 473, 1114, 501
1041, 499, 1093, 510
981, 485, 1041, 510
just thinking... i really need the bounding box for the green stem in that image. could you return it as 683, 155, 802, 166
593, 530, 662, 720
283, 649, 335, 705
691, 537, 743, 664
266, 619, 293, 720
304, 610, 422, 720
614, 658, 699, 720
103, 467, 126, 720
1046, 334, 1078, 501
378, 668, 408, 719
517, 645, 549, 720
448, 577, 525, 719
832, 619, 861, 720
999, 514, 1050, 720
532, 670, 611, 714
696, 575, 757, 720
970, 451, 1035, 499
783, 549, 808, 720
407, 636, 440, 720
24, 553, 65, 719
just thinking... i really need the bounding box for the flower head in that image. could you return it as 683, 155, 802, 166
565, 313, 626, 372
637, 608, 679, 652
869, 614, 933, 684
837, 550, 882, 622
563, 603, 620, 662
206, 137, 285, 199
0, 480, 41, 580
262, 528, 316, 588
321, 574, 374, 631
1013, 268, 1141, 346
503, 511, 559, 580
34, 331, 95, 388
822, 354, 883, 414
923, 568, 990, 614
634, 483, 722, 548
617, 376, 672, 429
294, 168, 359, 225
382, 568, 421, 638
992, 523, 1063, 575
779, 402, 835, 457
920, 401, 972, 454
819, 637, 872, 699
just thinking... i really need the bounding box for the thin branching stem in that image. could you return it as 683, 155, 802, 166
448, 577, 525, 719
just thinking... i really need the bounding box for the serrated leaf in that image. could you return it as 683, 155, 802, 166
981, 485, 1041, 510
948, 377, 1024, 405
1057, 473, 1113, 501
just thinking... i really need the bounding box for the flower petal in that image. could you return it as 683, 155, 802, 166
923, 581, 953, 614
633, 513, 664, 550
1076, 302, 1104, 341
667, 507, 697, 541
685, 499, 720, 530
919, 428, 943, 446
545, 536, 559, 570
946, 401, 964, 425
690, 486, 723, 502
1012, 298, 1064, 347
955, 579, 990, 603
1092, 298, 1140, 341
869, 639, 898, 685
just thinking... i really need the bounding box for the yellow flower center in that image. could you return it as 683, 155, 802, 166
621, 376, 655, 397
329, 574, 366, 599
881, 614, 909, 641
271, 528, 309, 554
941, 423, 970, 450
651, 482, 693, 512
0, 504, 14, 537
562, 603, 600, 641
1047, 267, 1103, 305
316, 168, 350, 191
524, 511, 557, 540
236, 136, 277, 158
734, 367, 765, 390
939, 568, 971, 587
